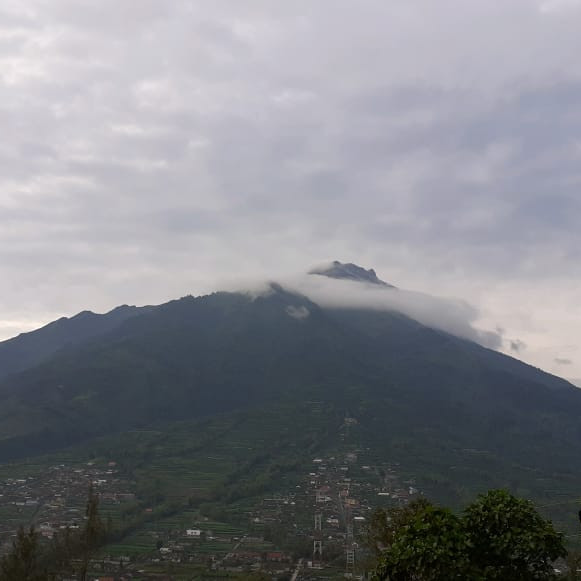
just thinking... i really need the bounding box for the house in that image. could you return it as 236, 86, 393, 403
39, 523, 56, 539
186, 528, 202, 537
266, 551, 291, 562
230, 551, 261, 562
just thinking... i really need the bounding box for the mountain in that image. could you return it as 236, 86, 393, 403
0, 304, 151, 382
309, 260, 395, 287
0, 262, 580, 517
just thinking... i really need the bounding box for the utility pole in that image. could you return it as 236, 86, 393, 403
344, 493, 355, 578
313, 511, 323, 568
315, 512, 322, 531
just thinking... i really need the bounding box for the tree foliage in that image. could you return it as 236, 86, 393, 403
1, 485, 106, 580
372, 489, 566, 581
372, 505, 473, 580
0, 526, 46, 581
365, 498, 433, 556
79, 483, 105, 580
464, 489, 566, 580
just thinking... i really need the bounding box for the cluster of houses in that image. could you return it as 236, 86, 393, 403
0, 440, 419, 578
0, 461, 135, 551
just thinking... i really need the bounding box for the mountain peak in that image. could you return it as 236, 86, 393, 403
308, 261, 395, 287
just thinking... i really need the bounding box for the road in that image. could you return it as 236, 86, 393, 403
290, 558, 304, 581
217, 534, 247, 568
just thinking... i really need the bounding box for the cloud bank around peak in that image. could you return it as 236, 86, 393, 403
237, 272, 503, 349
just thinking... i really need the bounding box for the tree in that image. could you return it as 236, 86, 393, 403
47, 525, 79, 578
565, 550, 581, 580
372, 490, 566, 581
79, 483, 104, 581
365, 498, 433, 556
372, 505, 472, 581
1, 486, 109, 580
0, 526, 46, 581
463, 489, 566, 581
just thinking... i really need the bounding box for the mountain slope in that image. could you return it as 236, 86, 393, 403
0, 289, 352, 454
0, 279, 576, 474
0, 304, 151, 382
1, 264, 581, 530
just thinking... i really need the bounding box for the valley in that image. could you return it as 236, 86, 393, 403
0, 404, 418, 579
1, 398, 580, 579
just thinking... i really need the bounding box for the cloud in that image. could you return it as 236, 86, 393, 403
0, 0, 580, 379
555, 357, 573, 365
539, 0, 581, 14
510, 340, 527, 353
0, 319, 42, 338
239, 272, 502, 348
285, 305, 310, 320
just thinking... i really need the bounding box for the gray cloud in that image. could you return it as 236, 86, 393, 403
555, 357, 573, 365
0, 0, 580, 378
510, 340, 527, 354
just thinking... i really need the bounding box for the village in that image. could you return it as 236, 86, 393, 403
0, 440, 420, 579
0, 461, 136, 548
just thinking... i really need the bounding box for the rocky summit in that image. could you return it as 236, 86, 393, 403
309, 260, 395, 287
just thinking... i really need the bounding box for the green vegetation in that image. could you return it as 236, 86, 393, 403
4, 485, 569, 579
1, 487, 105, 580
0, 304, 146, 382
370, 490, 566, 581
2, 286, 581, 573
0, 527, 45, 581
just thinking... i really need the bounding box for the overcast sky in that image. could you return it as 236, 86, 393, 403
1, 0, 580, 384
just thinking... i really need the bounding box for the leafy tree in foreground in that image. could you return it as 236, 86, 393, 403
47, 524, 79, 578
79, 483, 104, 580
0, 526, 46, 581
365, 498, 433, 556
372, 489, 566, 581
372, 505, 472, 581
464, 489, 566, 581
1, 485, 108, 580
